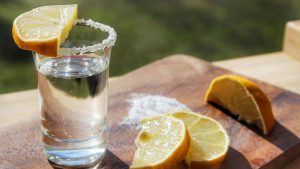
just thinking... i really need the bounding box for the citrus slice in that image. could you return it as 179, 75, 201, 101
12, 4, 78, 56
171, 111, 230, 169
205, 75, 275, 135
130, 115, 190, 169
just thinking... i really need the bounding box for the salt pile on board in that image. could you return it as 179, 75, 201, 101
122, 94, 191, 128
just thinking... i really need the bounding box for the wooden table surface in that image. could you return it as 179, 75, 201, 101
2, 20, 300, 168
0, 52, 300, 169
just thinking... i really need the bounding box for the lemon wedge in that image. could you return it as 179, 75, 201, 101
205, 75, 275, 135
12, 4, 78, 56
171, 111, 230, 169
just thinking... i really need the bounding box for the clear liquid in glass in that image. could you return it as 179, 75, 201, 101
36, 55, 108, 166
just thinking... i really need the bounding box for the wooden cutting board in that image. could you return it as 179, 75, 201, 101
1, 55, 300, 169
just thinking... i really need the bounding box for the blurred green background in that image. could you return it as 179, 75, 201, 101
1, 0, 300, 94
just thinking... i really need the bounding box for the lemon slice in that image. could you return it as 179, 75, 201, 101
12, 4, 78, 56
130, 115, 190, 169
171, 111, 229, 168
205, 75, 275, 135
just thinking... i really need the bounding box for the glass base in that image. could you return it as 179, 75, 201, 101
43, 133, 106, 167
46, 146, 105, 167
48, 158, 101, 169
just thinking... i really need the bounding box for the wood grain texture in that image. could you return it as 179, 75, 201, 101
1, 55, 300, 169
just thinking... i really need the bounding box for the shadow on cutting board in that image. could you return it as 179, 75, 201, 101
96, 150, 129, 169
172, 147, 251, 169
220, 147, 252, 169
50, 150, 129, 169
263, 121, 299, 151
171, 146, 251, 169
210, 102, 300, 151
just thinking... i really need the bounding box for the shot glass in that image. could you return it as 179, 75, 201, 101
33, 19, 116, 167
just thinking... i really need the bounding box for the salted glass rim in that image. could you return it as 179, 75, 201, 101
57, 18, 117, 56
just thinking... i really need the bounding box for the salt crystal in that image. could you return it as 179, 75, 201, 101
122, 94, 191, 129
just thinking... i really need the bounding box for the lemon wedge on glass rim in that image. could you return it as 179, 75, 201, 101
130, 115, 190, 169
12, 4, 78, 57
